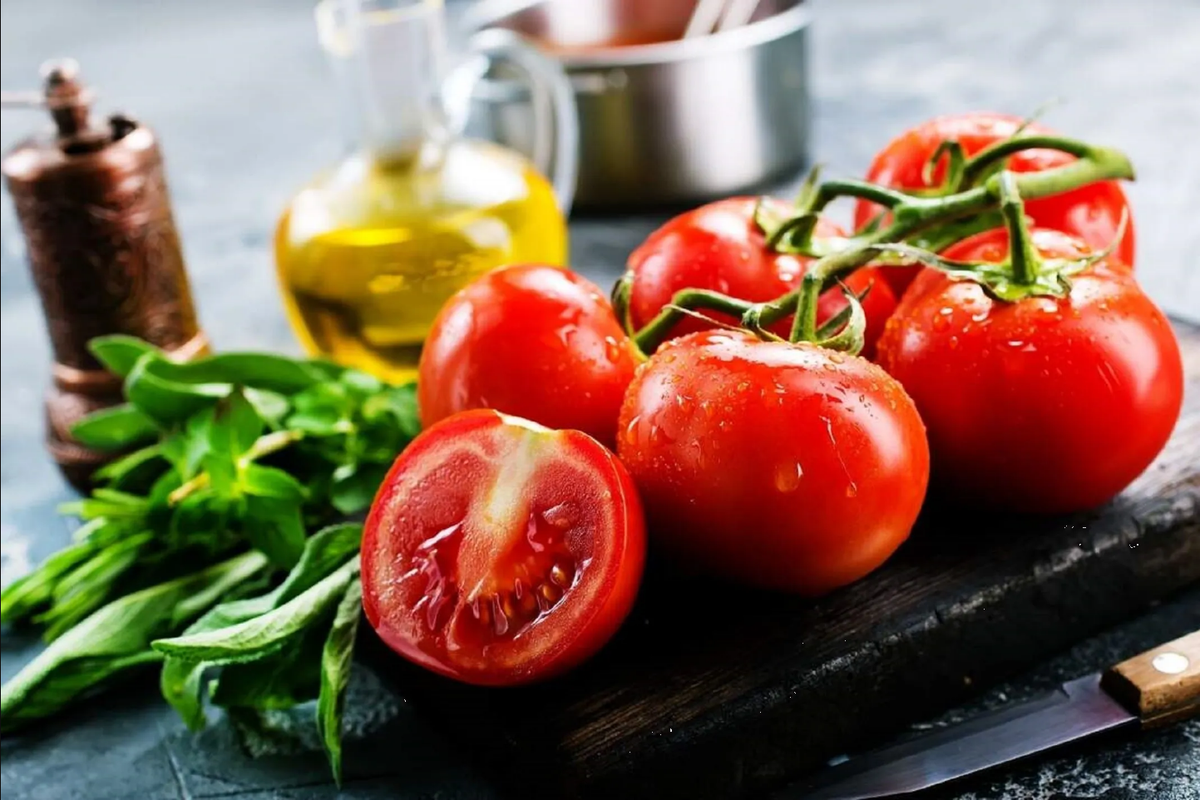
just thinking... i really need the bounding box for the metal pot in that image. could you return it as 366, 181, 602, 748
463, 0, 812, 209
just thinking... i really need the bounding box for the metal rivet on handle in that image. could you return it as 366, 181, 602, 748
1151, 652, 1190, 675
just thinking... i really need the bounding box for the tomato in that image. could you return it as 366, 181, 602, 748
877, 228, 1182, 514
362, 410, 646, 685
626, 197, 898, 358
418, 264, 640, 447
617, 331, 929, 595
853, 112, 1135, 294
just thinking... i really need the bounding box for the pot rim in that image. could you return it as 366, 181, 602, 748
465, 0, 811, 69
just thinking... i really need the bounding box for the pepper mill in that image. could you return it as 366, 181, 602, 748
2, 60, 208, 489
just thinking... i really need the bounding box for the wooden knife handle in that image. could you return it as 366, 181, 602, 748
1101, 630, 1200, 728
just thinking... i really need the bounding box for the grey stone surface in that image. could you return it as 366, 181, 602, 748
1, 0, 1198, 798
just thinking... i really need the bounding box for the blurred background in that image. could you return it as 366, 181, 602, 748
2, 2, 1199, 798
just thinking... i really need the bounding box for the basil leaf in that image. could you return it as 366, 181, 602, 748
70, 404, 159, 451
273, 524, 362, 602
317, 577, 362, 785
0, 551, 268, 733
211, 391, 264, 457
39, 532, 154, 640
89, 335, 161, 378
93, 444, 167, 487
126, 355, 230, 424
1, 540, 99, 624
159, 524, 362, 727
243, 495, 306, 569
152, 558, 358, 663
144, 353, 326, 396
241, 464, 306, 501
244, 388, 290, 427
329, 463, 387, 515
210, 621, 325, 710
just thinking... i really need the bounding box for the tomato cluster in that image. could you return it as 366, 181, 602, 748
360, 113, 1183, 686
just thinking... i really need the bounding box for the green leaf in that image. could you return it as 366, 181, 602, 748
272, 524, 362, 603
363, 383, 420, 437
126, 354, 231, 425
210, 620, 326, 710
89, 335, 161, 378
202, 451, 239, 498
243, 495, 306, 569
241, 464, 306, 502
142, 353, 326, 396
158, 522, 365, 726
2, 540, 98, 624
159, 411, 215, 480
0, 551, 268, 733
93, 444, 167, 487
317, 577, 361, 785
213, 391, 265, 457
329, 463, 387, 515
39, 532, 154, 640
152, 558, 359, 663
244, 388, 290, 427
70, 404, 159, 451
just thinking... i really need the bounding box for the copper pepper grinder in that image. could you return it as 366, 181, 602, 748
2, 60, 208, 489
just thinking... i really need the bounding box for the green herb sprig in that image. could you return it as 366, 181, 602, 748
0, 336, 419, 781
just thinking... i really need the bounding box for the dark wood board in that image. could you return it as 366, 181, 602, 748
375, 324, 1200, 800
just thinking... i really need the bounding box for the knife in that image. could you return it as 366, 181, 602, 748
775, 630, 1199, 799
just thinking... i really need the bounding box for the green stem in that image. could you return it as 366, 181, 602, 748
997, 172, 1041, 284
632, 143, 1134, 352
960, 134, 1113, 188
168, 429, 305, 505
632, 289, 755, 354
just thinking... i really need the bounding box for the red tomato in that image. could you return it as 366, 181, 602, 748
626, 197, 898, 359
418, 264, 640, 447
362, 410, 646, 685
617, 331, 929, 595
854, 112, 1135, 294
877, 228, 1181, 514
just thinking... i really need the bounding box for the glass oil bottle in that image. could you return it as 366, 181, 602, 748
276, 0, 577, 381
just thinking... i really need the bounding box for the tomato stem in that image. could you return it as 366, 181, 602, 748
960, 134, 1107, 188
630, 143, 1135, 353
632, 288, 755, 353
997, 172, 1042, 285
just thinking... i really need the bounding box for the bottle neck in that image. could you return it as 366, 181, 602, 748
317, 0, 449, 163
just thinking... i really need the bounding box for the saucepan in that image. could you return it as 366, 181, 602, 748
461, 0, 812, 209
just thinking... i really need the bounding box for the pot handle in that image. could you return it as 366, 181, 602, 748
443, 28, 579, 215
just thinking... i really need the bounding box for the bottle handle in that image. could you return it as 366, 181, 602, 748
443, 28, 579, 215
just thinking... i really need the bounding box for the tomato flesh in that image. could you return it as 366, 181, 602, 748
362, 410, 646, 685
877, 229, 1181, 513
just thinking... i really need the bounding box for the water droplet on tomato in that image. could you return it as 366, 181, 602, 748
774, 462, 804, 493
604, 335, 625, 363
939, 307, 953, 316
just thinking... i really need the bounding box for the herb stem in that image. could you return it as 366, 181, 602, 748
168, 429, 305, 505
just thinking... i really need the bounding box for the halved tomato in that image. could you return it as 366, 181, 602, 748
361, 410, 646, 685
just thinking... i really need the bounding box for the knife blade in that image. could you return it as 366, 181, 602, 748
775, 630, 1200, 800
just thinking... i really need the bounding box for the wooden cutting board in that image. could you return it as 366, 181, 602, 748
372, 323, 1200, 800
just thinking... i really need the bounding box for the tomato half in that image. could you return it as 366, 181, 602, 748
362, 410, 646, 685
417, 264, 640, 448
626, 197, 898, 359
617, 331, 929, 595
853, 112, 1135, 293
877, 228, 1182, 514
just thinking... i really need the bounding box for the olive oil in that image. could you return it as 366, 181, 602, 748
276, 0, 575, 382
276, 141, 566, 382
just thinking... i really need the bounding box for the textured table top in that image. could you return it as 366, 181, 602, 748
2, 0, 1198, 798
